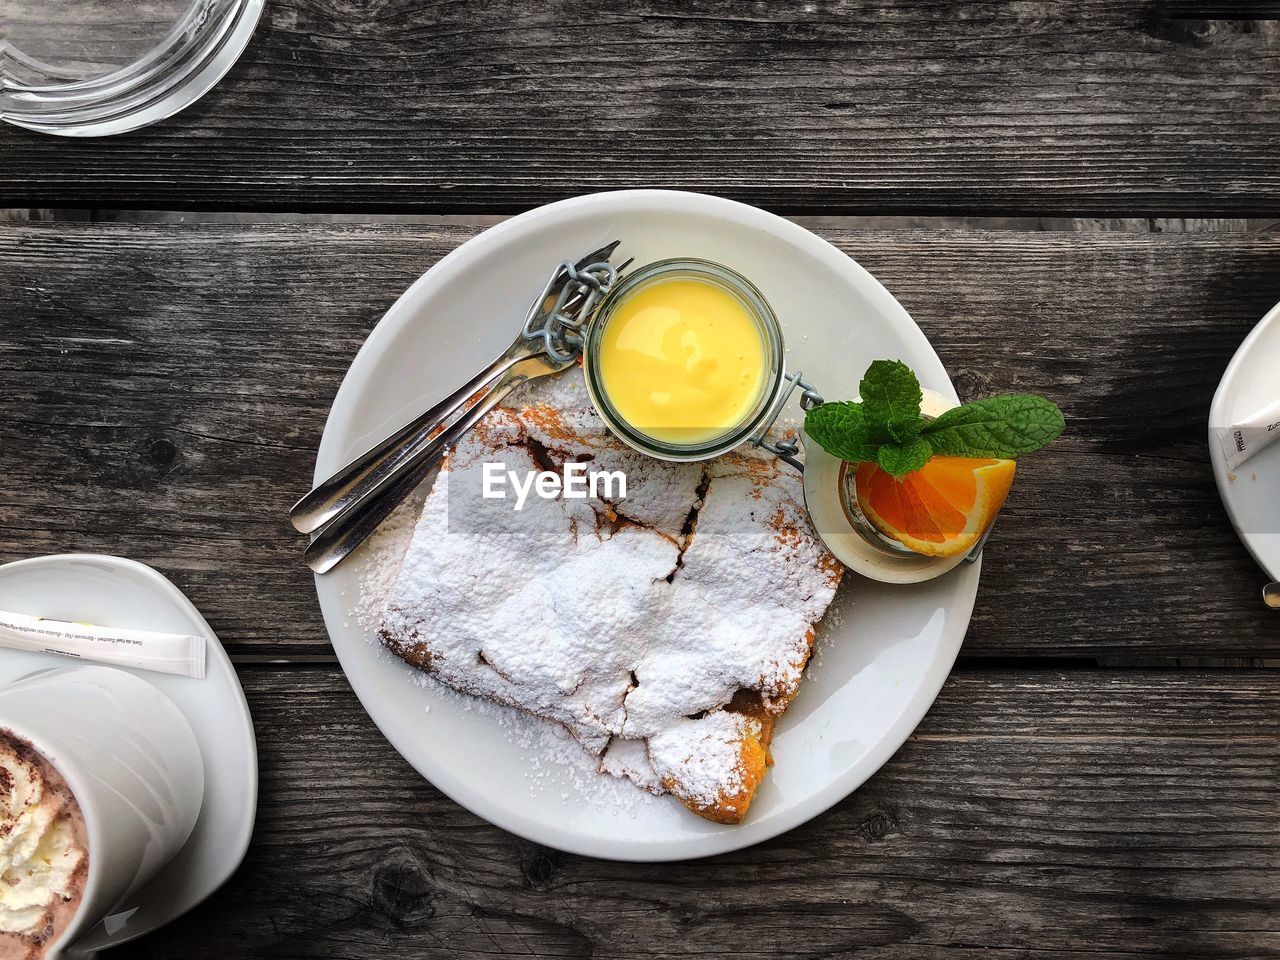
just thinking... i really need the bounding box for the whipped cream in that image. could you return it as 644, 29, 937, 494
0, 732, 88, 951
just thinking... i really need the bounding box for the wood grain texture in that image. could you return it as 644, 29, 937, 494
1, 220, 1277, 658
128, 666, 1280, 959
3, 1, 1280, 215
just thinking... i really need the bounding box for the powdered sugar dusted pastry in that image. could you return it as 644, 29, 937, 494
378, 375, 842, 823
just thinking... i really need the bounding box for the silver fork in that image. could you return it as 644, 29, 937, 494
289, 336, 548, 537
293, 242, 622, 574
302, 351, 575, 574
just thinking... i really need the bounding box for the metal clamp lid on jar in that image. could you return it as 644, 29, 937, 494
519, 256, 802, 466
581, 258, 792, 464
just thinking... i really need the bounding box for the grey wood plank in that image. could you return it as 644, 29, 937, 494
129, 666, 1280, 959
2, 1, 1279, 215
0, 220, 1276, 657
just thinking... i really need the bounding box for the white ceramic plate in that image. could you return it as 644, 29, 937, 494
1209, 301, 1280, 580
0, 554, 257, 950
313, 190, 979, 860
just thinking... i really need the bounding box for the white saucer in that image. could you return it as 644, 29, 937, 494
0, 554, 257, 952
313, 190, 979, 861
1209, 302, 1280, 581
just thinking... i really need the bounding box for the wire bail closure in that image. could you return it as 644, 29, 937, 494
749, 371, 824, 471
526, 253, 824, 473
522, 258, 619, 364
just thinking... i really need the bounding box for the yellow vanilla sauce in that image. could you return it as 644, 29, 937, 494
597, 277, 768, 445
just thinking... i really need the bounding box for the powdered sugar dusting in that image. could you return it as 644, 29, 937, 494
358, 548, 651, 811
367, 374, 842, 821
407, 673, 650, 811
355, 489, 423, 631
649, 711, 758, 808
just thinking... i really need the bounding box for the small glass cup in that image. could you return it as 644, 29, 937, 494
1, 0, 263, 137
839, 461, 921, 556
800, 390, 977, 583
581, 258, 786, 462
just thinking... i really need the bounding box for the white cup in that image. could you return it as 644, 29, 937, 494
0, 665, 204, 958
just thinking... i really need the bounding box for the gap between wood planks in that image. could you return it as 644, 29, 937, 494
4, 209, 1280, 234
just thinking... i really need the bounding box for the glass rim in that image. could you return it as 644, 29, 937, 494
0, 0, 264, 137
582, 257, 786, 462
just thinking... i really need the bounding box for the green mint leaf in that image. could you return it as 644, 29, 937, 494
803, 401, 882, 463
876, 437, 933, 479
860, 359, 923, 443
922, 395, 1065, 458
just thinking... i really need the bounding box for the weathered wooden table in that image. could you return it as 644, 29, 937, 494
3, 3, 1278, 957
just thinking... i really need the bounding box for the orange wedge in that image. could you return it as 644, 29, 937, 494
855, 457, 1016, 558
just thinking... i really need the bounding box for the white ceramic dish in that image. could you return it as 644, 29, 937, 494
313, 189, 979, 861
1209, 301, 1280, 581
0, 554, 257, 952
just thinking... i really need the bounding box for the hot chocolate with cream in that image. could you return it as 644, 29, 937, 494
0, 731, 88, 960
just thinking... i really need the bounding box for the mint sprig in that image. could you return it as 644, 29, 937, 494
860, 359, 923, 443
876, 436, 932, 476
803, 401, 882, 463
802, 360, 1064, 479
923, 395, 1065, 458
